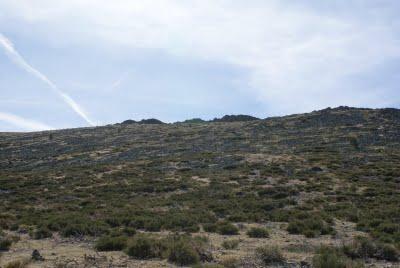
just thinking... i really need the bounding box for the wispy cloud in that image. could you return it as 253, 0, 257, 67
0, 112, 53, 131
0, 1, 399, 119
0, 33, 96, 126
1, 1, 399, 114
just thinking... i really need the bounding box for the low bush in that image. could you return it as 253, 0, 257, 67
255, 246, 285, 266
166, 235, 211, 264
313, 246, 346, 268
0, 237, 12, 251
143, 218, 163, 232
343, 236, 376, 259
125, 235, 162, 259
246, 227, 269, 238
45, 215, 108, 238
376, 243, 399, 262
287, 221, 304, 234
343, 236, 399, 262
163, 212, 200, 233
203, 223, 218, 233
287, 217, 334, 238
32, 227, 52, 239
112, 233, 211, 264
122, 227, 136, 236
167, 238, 200, 266
95, 236, 127, 251
222, 239, 240, 250
314, 246, 364, 268
203, 221, 239, 235
108, 227, 136, 238
217, 222, 239, 235
61, 224, 89, 237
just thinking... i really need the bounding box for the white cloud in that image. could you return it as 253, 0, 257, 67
0, 112, 53, 131
0, 0, 399, 114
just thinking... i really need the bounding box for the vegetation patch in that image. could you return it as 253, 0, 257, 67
255, 246, 285, 266
95, 236, 128, 252
167, 237, 200, 266
221, 239, 240, 250
313, 246, 364, 268
123, 233, 210, 265
125, 235, 163, 259
1, 107, 400, 266
246, 227, 269, 238
287, 216, 335, 238
0, 237, 12, 251
343, 236, 399, 262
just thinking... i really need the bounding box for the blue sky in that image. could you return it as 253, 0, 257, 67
0, 1, 399, 131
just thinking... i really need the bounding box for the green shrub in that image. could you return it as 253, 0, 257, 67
108, 227, 136, 238
313, 246, 363, 268
51, 218, 108, 238
343, 236, 376, 259
377, 222, 399, 235
0, 237, 12, 251
343, 236, 399, 262
32, 227, 52, 239
95, 236, 127, 251
124, 233, 210, 263
287, 221, 302, 234
163, 212, 200, 233
167, 239, 200, 266
303, 229, 318, 238
165, 234, 211, 264
246, 227, 269, 238
313, 246, 346, 268
375, 243, 399, 262
217, 222, 239, 235
122, 227, 136, 236
203, 223, 218, 233
105, 217, 122, 228
255, 246, 285, 265
143, 218, 163, 232
204, 221, 239, 235
61, 224, 89, 237
287, 218, 334, 238
125, 235, 161, 259
222, 239, 240, 250
349, 136, 360, 150
9, 224, 19, 231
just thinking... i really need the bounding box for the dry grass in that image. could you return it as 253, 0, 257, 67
3, 258, 30, 268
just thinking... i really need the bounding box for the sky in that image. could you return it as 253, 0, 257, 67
0, 1, 399, 131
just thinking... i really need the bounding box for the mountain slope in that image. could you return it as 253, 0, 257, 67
0, 107, 399, 267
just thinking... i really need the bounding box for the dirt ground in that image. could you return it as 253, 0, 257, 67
0, 220, 397, 268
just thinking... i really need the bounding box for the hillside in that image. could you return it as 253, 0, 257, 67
0, 107, 399, 267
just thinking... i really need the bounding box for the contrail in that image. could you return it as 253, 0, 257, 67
0, 112, 54, 131
0, 33, 95, 126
